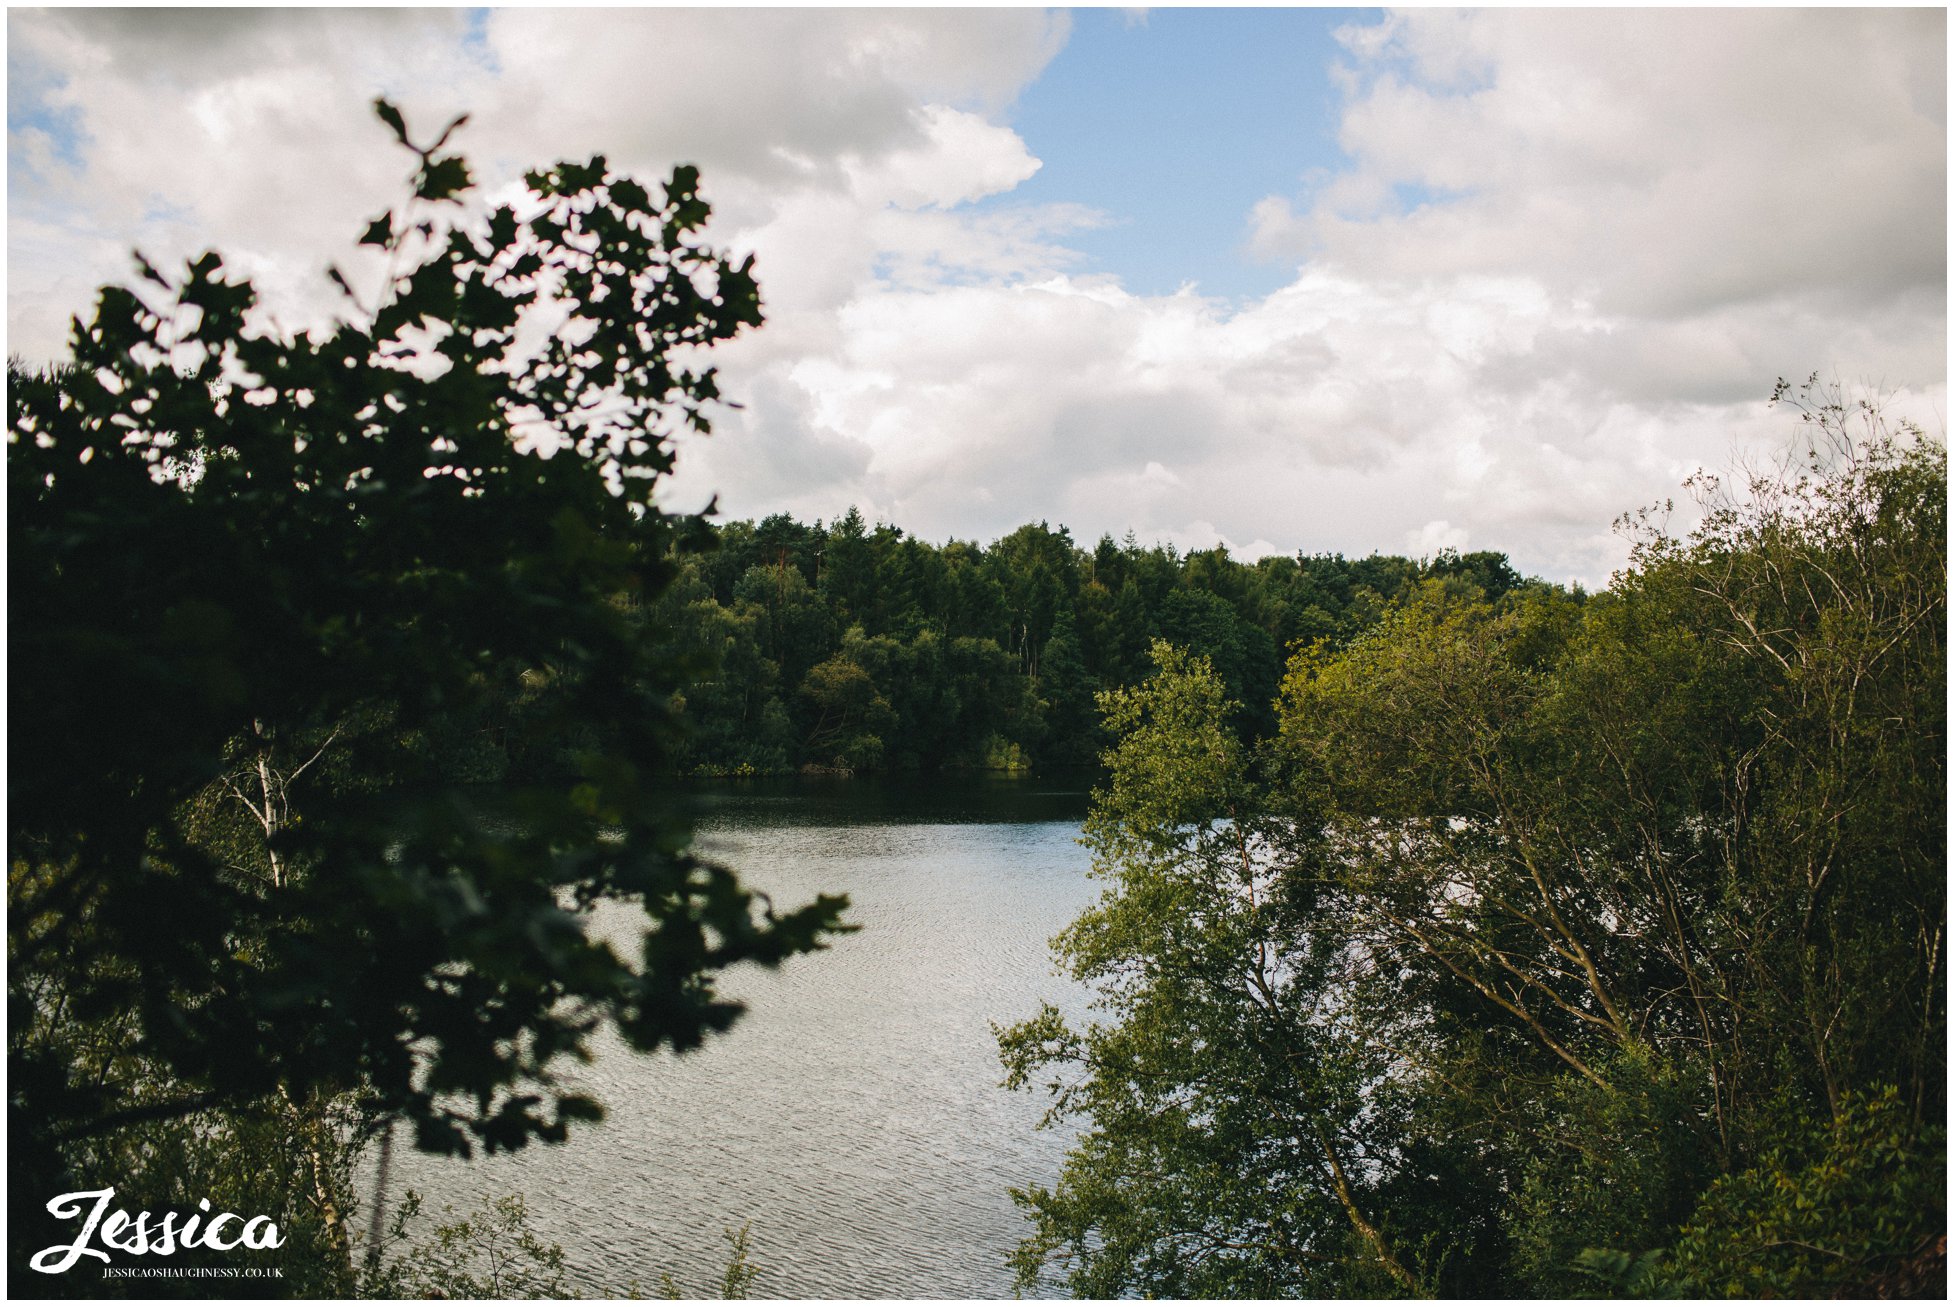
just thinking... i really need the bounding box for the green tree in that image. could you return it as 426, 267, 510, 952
1034, 611, 1099, 765
1003, 383, 1943, 1297
661, 587, 794, 776
1661, 1086, 1945, 1297
9, 103, 847, 1282
998, 644, 1442, 1297
1155, 587, 1279, 736
1271, 389, 1944, 1292
360, 1191, 572, 1299
733, 557, 834, 690
818, 506, 876, 628
799, 639, 895, 770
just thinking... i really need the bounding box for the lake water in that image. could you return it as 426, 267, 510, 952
375, 776, 1100, 1298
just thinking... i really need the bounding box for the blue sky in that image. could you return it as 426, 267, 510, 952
982, 8, 1366, 301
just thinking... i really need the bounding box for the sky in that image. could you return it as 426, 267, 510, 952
7, 6, 1946, 586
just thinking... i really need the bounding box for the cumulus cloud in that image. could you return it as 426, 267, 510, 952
1254, 10, 1944, 340
6, 8, 1073, 349
8, 8, 1943, 587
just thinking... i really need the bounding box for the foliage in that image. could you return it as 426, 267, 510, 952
353, 1185, 772, 1300
1568, 1247, 1671, 1297
356, 1190, 769, 1300
8, 102, 847, 1284
359, 1191, 570, 1299
654, 511, 1533, 776
997, 643, 1482, 1297
657, 1222, 762, 1300
1002, 384, 1945, 1297
1664, 1086, 1946, 1297
1509, 1047, 1711, 1295
1572, 1086, 1946, 1299
21, 1091, 380, 1298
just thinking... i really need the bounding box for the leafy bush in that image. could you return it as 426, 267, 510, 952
1665, 1086, 1945, 1297
1511, 1048, 1713, 1294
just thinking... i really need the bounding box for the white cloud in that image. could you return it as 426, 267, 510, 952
1409, 520, 1469, 557
8, 8, 1943, 588
6, 8, 1072, 351
1270, 9, 1944, 322
842, 105, 1042, 210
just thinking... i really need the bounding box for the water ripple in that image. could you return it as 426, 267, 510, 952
376, 782, 1097, 1298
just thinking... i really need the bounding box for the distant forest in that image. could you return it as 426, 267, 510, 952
646, 509, 1551, 776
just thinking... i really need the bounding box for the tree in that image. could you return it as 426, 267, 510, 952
619, 507, 1559, 776
9, 102, 847, 1279
1155, 587, 1279, 737
1033, 612, 1100, 766
1002, 383, 1943, 1296
798, 642, 895, 770
733, 557, 834, 689
818, 505, 876, 628
657, 581, 794, 776
998, 644, 1456, 1297
1272, 386, 1944, 1292
1658, 377, 1946, 1127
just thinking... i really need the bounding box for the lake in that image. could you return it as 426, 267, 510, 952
374, 775, 1101, 1298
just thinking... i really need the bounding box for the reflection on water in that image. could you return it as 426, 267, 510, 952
376, 775, 1099, 1299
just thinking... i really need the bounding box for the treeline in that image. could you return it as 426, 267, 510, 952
1000, 387, 1947, 1298
649, 508, 1546, 774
